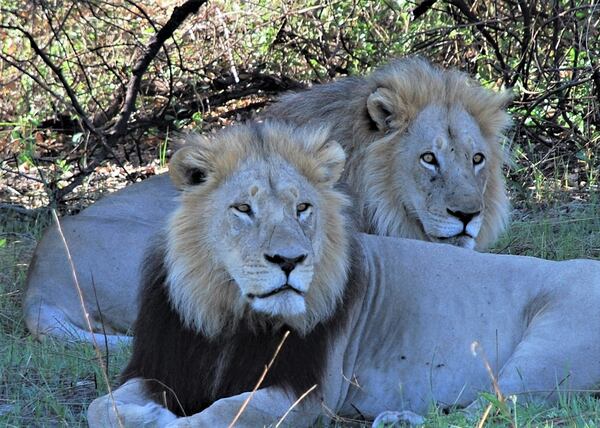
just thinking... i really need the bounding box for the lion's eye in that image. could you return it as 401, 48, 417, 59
297, 203, 311, 215
232, 204, 252, 215
420, 152, 438, 166
473, 153, 485, 165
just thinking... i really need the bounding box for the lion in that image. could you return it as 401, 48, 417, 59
268, 57, 513, 250
87, 120, 600, 427
24, 58, 511, 346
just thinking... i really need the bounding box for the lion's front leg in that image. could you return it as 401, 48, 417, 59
166, 387, 321, 428
87, 378, 177, 428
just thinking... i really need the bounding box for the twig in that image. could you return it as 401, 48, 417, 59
123, 0, 176, 122
53, 159, 101, 202
476, 403, 494, 428
446, 0, 510, 84
519, 76, 595, 130
274, 384, 317, 428
592, 66, 600, 110
0, 52, 64, 105
0, 164, 45, 184
471, 341, 505, 403
412, 0, 439, 20
0, 25, 99, 135
43, 4, 108, 120
1, 23, 134, 185
109, 0, 208, 139
0, 203, 40, 216
227, 330, 290, 428
216, 7, 239, 83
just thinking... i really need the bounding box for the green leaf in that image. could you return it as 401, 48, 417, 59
72, 132, 84, 145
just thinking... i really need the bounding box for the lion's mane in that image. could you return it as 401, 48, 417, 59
270, 57, 513, 249
121, 122, 359, 416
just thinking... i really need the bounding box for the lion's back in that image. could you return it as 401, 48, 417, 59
268, 76, 372, 141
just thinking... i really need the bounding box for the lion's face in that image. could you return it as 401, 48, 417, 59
361, 63, 511, 250
394, 104, 489, 249
365, 104, 492, 250
165, 123, 351, 337
208, 159, 321, 318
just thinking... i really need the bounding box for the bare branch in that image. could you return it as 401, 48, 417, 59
593, 66, 600, 116
446, 0, 510, 84
0, 52, 64, 102
108, 0, 208, 140
412, 0, 439, 20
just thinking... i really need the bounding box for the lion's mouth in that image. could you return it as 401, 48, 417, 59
247, 284, 304, 299
436, 232, 472, 241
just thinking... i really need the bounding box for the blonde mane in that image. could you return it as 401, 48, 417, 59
361, 59, 512, 248
271, 57, 513, 249
164, 122, 352, 337
363, 58, 512, 138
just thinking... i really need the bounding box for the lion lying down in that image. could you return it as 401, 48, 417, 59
24, 57, 512, 347
88, 121, 600, 427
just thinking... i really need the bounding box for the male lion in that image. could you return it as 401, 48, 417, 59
268, 57, 512, 250
88, 121, 600, 427
24, 58, 511, 346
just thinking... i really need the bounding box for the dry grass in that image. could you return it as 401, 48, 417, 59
0, 207, 129, 426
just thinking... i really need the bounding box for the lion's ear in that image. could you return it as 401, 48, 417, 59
169, 143, 210, 189
315, 140, 346, 185
366, 87, 396, 131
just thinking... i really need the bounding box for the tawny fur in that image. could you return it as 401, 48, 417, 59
165, 122, 352, 337
269, 57, 513, 249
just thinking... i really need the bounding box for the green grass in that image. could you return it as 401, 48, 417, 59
493, 198, 600, 260
1, 194, 599, 427
412, 394, 600, 427
0, 208, 129, 426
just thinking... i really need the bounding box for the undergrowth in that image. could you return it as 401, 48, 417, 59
0, 209, 129, 426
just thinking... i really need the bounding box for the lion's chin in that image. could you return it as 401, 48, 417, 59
248, 290, 307, 318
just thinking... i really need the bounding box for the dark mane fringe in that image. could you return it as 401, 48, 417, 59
121, 237, 362, 417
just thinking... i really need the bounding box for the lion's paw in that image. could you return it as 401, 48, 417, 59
372, 410, 425, 427
140, 402, 179, 426
109, 402, 178, 428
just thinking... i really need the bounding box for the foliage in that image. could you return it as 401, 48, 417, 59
0, 0, 598, 206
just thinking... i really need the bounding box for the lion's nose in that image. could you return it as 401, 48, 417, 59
447, 208, 480, 227
264, 253, 307, 276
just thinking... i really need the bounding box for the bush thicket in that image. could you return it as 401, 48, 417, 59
0, 0, 598, 206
